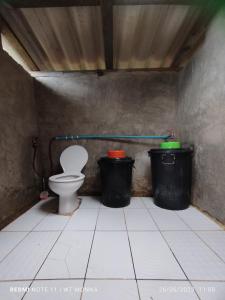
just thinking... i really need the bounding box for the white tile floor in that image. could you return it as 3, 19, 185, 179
0, 196, 225, 299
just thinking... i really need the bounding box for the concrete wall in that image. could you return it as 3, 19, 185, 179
0, 48, 40, 227
178, 9, 225, 224
34, 71, 178, 195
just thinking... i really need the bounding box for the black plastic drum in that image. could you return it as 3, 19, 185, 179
149, 148, 193, 210
98, 157, 134, 208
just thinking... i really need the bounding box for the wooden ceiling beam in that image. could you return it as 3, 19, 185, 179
114, 0, 204, 5
101, 0, 113, 70
0, 4, 52, 70
30, 67, 180, 77
2, 0, 100, 8
0, 16, 3, 49
3, 0, 205, 8
1, 20, 38, 70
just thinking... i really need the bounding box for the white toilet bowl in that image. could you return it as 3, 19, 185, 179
49, 145, 88, 215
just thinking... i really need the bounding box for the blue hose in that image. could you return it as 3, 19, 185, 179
54, 134, 171, 141
49, 134, 171, 175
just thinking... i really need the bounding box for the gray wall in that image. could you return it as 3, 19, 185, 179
0, 48, 40, 227
35, 71, 178, 195
178, 9, 225, 224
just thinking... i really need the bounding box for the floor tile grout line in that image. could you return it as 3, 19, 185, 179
21, 204, 76, 300
177, 206, 225, 230
188, 281, 201, 300
3, 229, 224, 232
30, 212, 52, 232
173, 210, 225, 265
148, 204, 225, 289
95, 207, 127, 231
148, 205, 225, 264
141, 198, 149, 210
141, 197, 157, 210
31, 214, 71, 232
147, 208, 203, 300
83, 207, 101, 278
147, 206, 191, 230
28, 198, 60, 232
21, 233, 62, 300
147, 209, 190, 281
123, 208, 142, 300
30, 196, 78, 232
174, 208, 223, 231
192, 230, 225, 265
174, 209, 200, 231
2, 212, 48, 233
123, 208, 138, 279
80, 206, 101, 300
2, 277, 225, 283
158, 229, 223, 232
0, 231, 31, 265
1, 198, 55, 263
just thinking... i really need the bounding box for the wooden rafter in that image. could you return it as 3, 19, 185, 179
30, 67, 180, 76
114, 0, 204, 4
0, 17, 2, 49
0, 20, 38, 70
0, 4, 53, 70
3, 0, 100, 7
2, 0, 206, 8
101, 0, 113, 70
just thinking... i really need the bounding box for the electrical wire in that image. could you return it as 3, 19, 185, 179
32, 137, 42, 178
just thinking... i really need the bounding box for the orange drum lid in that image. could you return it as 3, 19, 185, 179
107, 150, 126, 159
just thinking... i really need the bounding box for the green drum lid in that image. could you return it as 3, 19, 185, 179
160, 141, 181, 149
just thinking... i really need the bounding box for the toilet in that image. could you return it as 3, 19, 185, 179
49, 145, 88, 215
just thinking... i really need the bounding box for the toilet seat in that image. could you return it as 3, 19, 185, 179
60, 145, 88, 173
49, 145, 88, 183
50, 172, 85, 183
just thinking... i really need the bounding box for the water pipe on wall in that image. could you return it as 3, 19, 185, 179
49, 134, 172, 175
53, 134, 171, 141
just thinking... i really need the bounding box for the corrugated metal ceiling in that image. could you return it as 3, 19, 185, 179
0, 4, 203, 71
21, 6, 105, 71
114, 5, 200, 69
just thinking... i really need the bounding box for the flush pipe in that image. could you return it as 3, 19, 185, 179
49, 134, 172, 175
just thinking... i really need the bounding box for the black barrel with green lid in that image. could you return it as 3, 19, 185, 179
148, 148, 193, 210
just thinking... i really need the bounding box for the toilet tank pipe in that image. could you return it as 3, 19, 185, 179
53, 134, 171, 141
